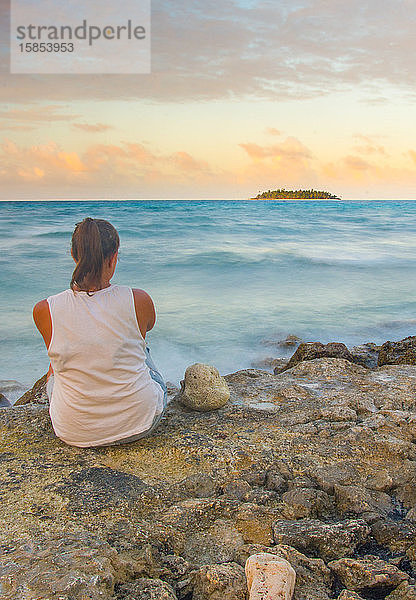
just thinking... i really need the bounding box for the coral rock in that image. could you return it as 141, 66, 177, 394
178, 363, 230, 411
245, 552, 296, 600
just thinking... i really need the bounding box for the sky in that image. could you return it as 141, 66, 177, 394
1, 0, 416, 200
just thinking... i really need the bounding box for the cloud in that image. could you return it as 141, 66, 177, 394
353, 134, 387, 156
72, 123, 113, 133
0, 104, 80, 131
1, 0, 415, 103
240, 137, 313, 161
0, 104, 79, 122
0, 137, 215, 194
266, 127, 282, 136
408, 150, 416, 165
343, 155, 373, 171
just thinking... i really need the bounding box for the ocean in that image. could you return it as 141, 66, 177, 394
1, 199, 416, 403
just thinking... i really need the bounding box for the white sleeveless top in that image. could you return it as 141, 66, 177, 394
47, 285, 164, 447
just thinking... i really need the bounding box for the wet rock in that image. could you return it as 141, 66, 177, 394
235, 544, 333, 600
261, 335, 302, 349
116, 578, 178, 600
178, 363, 230, 411
0, 393, 11, 407
328, 555, 409, 592
350, 343, 381, 369
277, 342, 361, 374
378, 336, 416, 367
14, 373, 48, 405
278, 335, 303, 348
192, 562, 247, 600
272, 519, 370, 561
251, 357, 289, 371
245, 552, 296, 600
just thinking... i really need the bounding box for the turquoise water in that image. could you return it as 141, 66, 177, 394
1, 200, 416, 400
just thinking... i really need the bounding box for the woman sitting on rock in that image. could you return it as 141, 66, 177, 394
33, 217, 167, 447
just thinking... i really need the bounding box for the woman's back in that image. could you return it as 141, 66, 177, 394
47, 284, 164, 447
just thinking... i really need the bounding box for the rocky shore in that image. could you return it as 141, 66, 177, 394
1, 337, 416, 600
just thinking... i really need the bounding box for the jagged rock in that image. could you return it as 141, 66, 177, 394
251, 356, 289, 371
328, 555, 408, 592
245, 552, 296, 600
14, 373, 48, 405
183, 519, 245, 565
192, 562, 247, 600
1, 357, 416, 599
333, 484, 394, 518
0, 393, 11, 407
365, 470, 394, 491
235, 503, 283, 545
395, 474, 416, 509
179, 473, 217, 498
222, 480, 253, 500
240, 467, 267, 487
337, 591, 365, 600
350, 343, 381, 369
235, 544, 332, 600
378, 336, 416, 367
261, 335, 302, 348
385, 581, 416, 599
280, 487, 334, 519
265, 468, 288, 493
406, 508, 416, 522
158, 498, 240, 534
116, 578, 178, 599
0, 534, 135, 600
371, 519, 416, 553
272, 519, 370, 561
406, 544, 416, 573
178, 363, 230, 411
277, 342, 361, 373
277, 335, 303, 348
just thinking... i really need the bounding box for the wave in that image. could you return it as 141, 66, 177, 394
151, 247, 414, 270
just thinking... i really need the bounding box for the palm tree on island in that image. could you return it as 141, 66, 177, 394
251, 188, 341, 200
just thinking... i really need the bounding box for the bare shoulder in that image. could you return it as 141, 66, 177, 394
132, 288, 153, 303
33, 299, 52, 347
33, 299, 49, 323
132, 288, 156, 335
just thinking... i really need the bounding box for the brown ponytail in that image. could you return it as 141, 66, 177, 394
70, 218, 120, 291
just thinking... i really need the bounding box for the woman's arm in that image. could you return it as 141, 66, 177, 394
33, 299, 52, 349
33, 299, 54, 378
132, 289, 156, 339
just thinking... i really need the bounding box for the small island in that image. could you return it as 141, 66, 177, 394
251, 188, 341, 200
